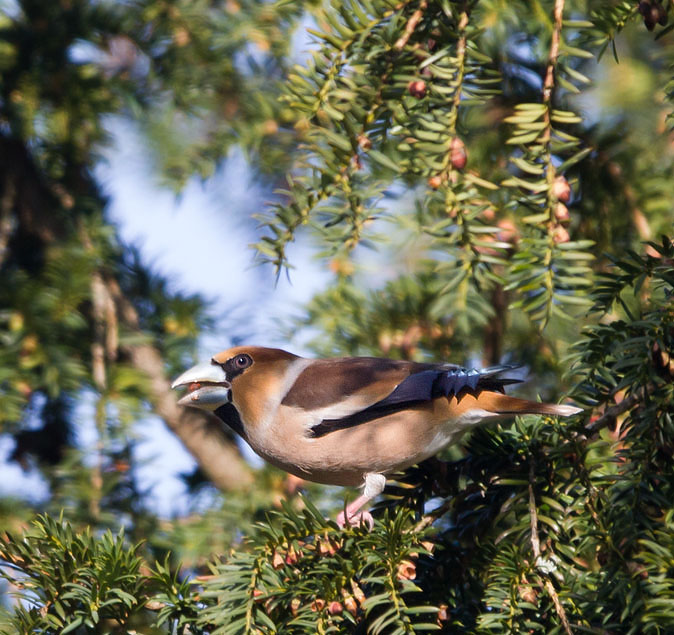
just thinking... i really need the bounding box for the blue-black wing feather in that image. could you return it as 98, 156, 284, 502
309, 364, 523, 438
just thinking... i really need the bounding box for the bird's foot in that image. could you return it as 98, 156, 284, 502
336, 509, 374, 531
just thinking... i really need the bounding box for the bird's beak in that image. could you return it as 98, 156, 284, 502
171, 361, 231, 410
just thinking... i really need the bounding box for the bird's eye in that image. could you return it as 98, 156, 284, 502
235, 355, 251, 369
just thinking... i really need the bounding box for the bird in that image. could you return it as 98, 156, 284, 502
172, 346, 582, 528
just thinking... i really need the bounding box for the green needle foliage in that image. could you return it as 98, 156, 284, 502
1, 0, 674, 634
0, 514, 145, 633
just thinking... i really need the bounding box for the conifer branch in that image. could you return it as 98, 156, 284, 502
542, 0, 565, 107
541, 0, 566, 323
541, 0, 565, 193
410, 498, 452, 533
394, 0, 427, 50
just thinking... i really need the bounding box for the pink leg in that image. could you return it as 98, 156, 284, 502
335, 473, 386, 530
336, 493, 375, 530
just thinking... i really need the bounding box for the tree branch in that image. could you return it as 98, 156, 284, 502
393, 0, 427, 50
0, 137, 64, 244
585, 384, 651, 434
542, 0, 564, 107
540, 0, 565, 204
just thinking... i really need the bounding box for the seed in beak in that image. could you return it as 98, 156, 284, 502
189, 382, 202, 392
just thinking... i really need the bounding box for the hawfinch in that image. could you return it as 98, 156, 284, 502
172, 347, 582, 527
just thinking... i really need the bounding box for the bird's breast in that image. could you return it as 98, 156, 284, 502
244, 398, 480, 487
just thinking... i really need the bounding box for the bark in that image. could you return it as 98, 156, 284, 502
0, 137, 63, 243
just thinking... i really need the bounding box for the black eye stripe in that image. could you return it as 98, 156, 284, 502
217, 353, 253, 380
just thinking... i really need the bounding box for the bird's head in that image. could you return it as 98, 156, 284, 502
171, 346, 300, 414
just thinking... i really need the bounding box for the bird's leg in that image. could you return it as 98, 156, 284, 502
336, 473, 386, 530
337, 493, 374, 530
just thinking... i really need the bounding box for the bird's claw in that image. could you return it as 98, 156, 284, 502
336, 509, 374, 531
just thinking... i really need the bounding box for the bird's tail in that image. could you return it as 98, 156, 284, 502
483, 393, 583, 417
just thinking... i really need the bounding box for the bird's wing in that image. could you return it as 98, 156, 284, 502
281, 357, 423, 416
281, 358, 522, 438
377, 364, 523, 406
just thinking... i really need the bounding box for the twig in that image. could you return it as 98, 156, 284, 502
542, 0, 565, 107
528, 462, 542, 557
394, 0, 427, 50
606, 161, 660, 259
529, 459, 573, 635
89, 272, 107, 520
540, 0, 565, 195
452, 7, 470, 113
585, 385, 650, 433
534, 0, 566, 328
483, 285, 506, 366
105, 285, 119, 362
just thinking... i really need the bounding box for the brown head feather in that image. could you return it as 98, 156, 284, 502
212, 347, 300, 430
212, 346, 298, 366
